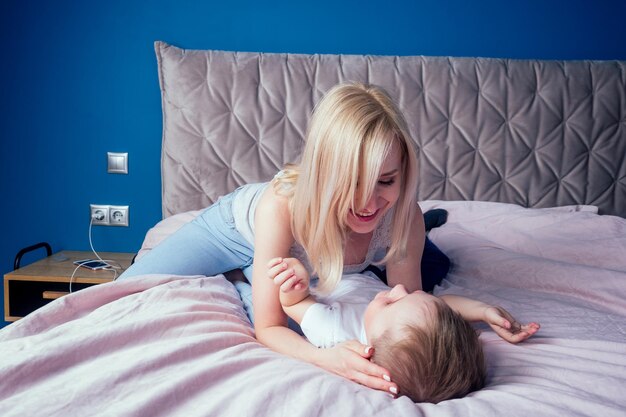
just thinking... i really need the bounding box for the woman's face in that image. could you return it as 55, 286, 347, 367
345, 141, 403, 235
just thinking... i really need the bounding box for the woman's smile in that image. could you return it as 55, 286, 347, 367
345, 141, 402, 234
350, 208, 381, 223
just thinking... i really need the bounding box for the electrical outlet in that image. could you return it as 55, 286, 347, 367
90, 204, 129, 226
109, 205, 129, 227
90, 204, 110, 226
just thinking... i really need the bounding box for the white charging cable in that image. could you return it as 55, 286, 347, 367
68, 214, 125, 293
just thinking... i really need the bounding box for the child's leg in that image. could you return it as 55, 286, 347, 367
119, 194, 253, 280
421, 237, 450, 292
363, 238, 450, 292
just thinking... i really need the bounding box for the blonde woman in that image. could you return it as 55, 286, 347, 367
120, 82, 446, 395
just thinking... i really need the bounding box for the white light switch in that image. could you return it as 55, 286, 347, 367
107, 152, 128, 174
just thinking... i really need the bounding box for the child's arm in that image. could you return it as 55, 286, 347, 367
267, 257, 317, 324
439, 294, 540, 344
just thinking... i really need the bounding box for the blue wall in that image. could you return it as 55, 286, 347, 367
1, 0, 625, 327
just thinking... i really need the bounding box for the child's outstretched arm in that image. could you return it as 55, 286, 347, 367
267, 257, 317, 324
439, 294, 540, 344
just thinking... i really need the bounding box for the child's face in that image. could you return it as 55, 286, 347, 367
363, 284, 440, 342
345, 141, 403, 235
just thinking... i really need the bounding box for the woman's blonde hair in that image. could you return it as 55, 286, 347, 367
274, 82, 418, 293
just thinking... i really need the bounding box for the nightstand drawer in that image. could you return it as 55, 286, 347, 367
6, 279, 96, 319
4, 250, 134, 321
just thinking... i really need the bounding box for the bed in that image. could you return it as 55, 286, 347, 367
0, 41, 625, 416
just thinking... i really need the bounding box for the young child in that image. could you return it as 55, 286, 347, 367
269, 257, 540, 403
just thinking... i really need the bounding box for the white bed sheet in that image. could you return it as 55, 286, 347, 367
1, 201, 625, 417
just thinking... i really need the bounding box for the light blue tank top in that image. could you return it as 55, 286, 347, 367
231, 179, 392, 277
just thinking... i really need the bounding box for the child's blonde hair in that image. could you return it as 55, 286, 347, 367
371, 302, 487, 403
274, 82, 418, 293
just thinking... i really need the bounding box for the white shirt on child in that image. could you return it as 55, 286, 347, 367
300, 272, 389, 348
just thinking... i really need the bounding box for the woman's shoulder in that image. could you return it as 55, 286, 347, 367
256, 180, 292, 221
253, 180, 296, 250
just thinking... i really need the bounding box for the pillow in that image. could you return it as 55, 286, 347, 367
136, 202, 599, 261
135, 210, 202, 261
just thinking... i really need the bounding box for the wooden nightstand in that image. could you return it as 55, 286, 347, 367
4, 250, 134, 322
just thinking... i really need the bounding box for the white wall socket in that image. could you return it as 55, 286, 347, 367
109, 205, 129, 226
90, 204, 110, 226
90, 204, 129, 227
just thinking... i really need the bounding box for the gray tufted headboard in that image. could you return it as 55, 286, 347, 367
155, 41, 626, 219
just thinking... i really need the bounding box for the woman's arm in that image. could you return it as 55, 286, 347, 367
385, 203, 426, 292
251, 187, 300, 334
252, 187, 398, 393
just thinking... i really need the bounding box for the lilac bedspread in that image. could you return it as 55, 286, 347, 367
1, 201, 625, 416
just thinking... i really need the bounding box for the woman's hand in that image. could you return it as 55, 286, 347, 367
315, 339, 399, 396
483, 306, 540, 343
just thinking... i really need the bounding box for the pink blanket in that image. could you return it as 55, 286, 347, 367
1, 201, 625, 416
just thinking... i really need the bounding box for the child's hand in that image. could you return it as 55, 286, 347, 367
267, 257, 310, 293
483, 306, 540, 344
